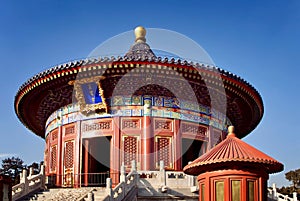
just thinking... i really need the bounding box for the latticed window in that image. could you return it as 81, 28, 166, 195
156, 137, 172, 168
50, 146, 57, 171
155, 120, 172, 131
122, 119, 140, 129
231, 180, 241, 201
247, 180, 255, 201
83, 121, 111, 132
65, 126, 75, 135
64, 141, 74, 169
200, 183, 205, 201
52, 131, 58, 141
215, 180, 225, 201
182, 123, 207, 138
123, 136, 138, 166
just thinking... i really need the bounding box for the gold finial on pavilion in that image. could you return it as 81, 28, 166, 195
134, 26, 146, 43
227, 126, 235, 137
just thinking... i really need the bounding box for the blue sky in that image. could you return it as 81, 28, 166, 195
1, 0, 299, 187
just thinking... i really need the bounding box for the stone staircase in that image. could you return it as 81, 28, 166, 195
20, 188, 60, 201
137, 186, 198, 200
11, 162, 300, 201
13, 161, 199, 201
19, 187, 105, 201
136, 177, 198, 201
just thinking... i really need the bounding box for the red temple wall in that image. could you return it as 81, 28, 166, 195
44, 116, 223, 187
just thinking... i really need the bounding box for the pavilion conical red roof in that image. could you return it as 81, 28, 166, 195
183, 126, 283, 176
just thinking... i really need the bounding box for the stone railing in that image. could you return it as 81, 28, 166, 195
268, 183, 298, 201
12, 165, 45, 201
103, 161, 139, 201
82, 160, 198, 201
138, 161, 198, 192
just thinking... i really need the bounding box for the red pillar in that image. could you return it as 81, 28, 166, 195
110, 117, 120, 185
56, 125, 63, 187
204, 174, 210, 201
259, 175, 268, 201
73, 121, 81, 188
142, 116, 153, 170
45, 135, 50, 177
174, 119, 182, 170
83, 139, 89, 186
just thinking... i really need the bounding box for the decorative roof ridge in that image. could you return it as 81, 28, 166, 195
15, 56, 262, 102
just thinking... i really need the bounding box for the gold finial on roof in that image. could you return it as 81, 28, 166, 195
227, 126, 235, 137
134, 26, 146, 43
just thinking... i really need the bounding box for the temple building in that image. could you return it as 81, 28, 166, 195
14, 26, 264, 188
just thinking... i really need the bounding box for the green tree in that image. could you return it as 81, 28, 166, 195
28, 162, 40, 175
278, 186, 293, 195
285, 169, 300, 191
0, 157, 25, 185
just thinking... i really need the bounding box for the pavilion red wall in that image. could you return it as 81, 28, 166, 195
44, 116, 215, 187
197, 169, 268, 201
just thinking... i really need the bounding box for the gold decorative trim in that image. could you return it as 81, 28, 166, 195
73, 76, 107, 114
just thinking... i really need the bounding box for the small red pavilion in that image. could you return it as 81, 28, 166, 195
183, 126, 283, 201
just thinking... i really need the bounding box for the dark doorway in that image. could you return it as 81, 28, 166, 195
82, 136, 111, 186
182, 138, 204, 168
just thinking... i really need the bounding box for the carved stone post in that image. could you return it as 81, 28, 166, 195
159, 161, 166, 187
20, 169, 28, 195
106, 178, 112, 199
120, 163, 126, 183
29, 167, 34, 178
40, 164, 44, 175
131, 160, 137, 172
20, 169, 27, 183
293, 192, 297, 201
40, 164, 45, 189
87, 192, 94, 201
272, 183, 277, 199
131, 160, 139, 186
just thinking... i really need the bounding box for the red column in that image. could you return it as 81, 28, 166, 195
56, 125, 63, 187
110, 117, 120, 185
203, 174, 210, 201
174, 119, 182, 170
73, 121, 81, 188
47, 138, 50, 176
45, 136, 50, 177
259, 176, 268, 201
83, 139, 89, 186
142, 116, 153, 170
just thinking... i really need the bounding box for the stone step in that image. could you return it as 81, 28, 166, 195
137, 187, 198, 201
19, 185, 198, 201
21, 187, 98, 201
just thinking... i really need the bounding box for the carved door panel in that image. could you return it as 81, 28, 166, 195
155, 136, 173, 169
63, 140, 74, 187
50, 145, 57, 173
123, 136, 139, 168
